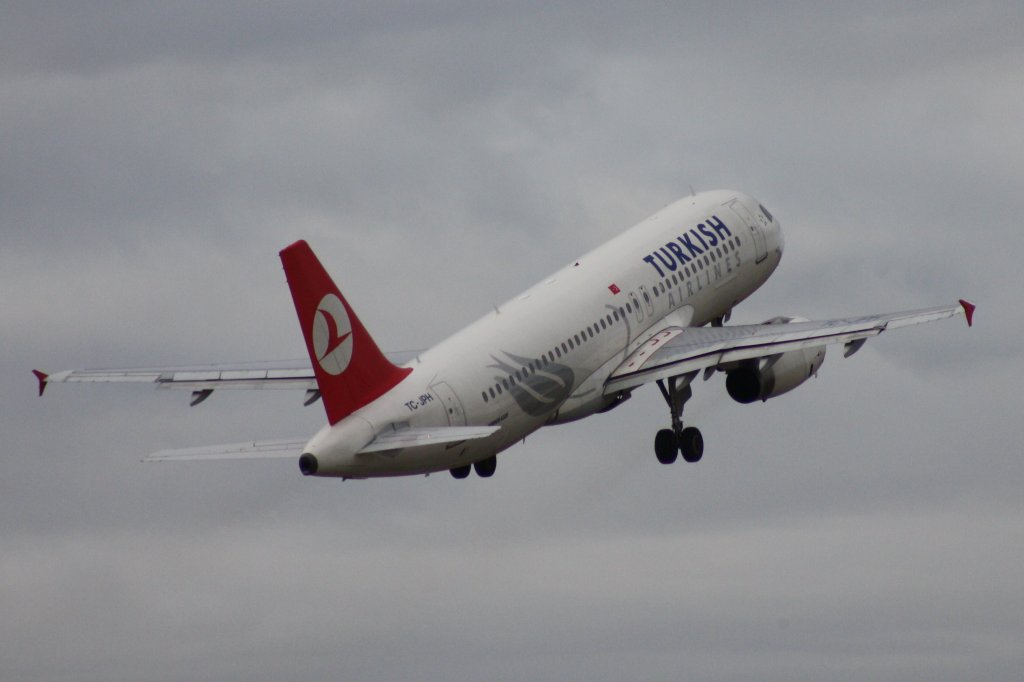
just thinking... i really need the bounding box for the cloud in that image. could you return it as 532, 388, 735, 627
2, 2, 1021, 680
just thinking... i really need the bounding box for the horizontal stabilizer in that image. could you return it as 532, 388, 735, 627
144, 426, 500, 463
359, 426, 500, 453
145, 438, 308, 462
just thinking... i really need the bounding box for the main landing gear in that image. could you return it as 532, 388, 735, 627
654, 372, 704, 464
450, 455, 497, 479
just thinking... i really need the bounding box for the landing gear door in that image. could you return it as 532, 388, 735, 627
431, 381, 467, 426
726, 198, 767, 263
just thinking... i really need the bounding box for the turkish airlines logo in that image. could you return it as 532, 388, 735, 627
311, 293, 353, 375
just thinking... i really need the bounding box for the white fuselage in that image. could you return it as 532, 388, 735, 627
305, 190, 784, 477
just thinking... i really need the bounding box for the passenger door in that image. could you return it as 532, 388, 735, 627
726, 198, 767, 263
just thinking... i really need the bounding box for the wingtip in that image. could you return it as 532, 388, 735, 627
32, 369, 48, 397
958, 299, 976, 327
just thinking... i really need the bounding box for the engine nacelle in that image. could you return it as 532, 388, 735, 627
725, 317, 826, 403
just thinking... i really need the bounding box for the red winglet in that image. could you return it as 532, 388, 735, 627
32, 369, 49, 397
958, 299, 976, 327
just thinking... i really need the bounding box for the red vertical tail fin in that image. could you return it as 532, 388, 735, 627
280, 240, 411, 425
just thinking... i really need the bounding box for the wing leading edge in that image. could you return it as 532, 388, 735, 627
605, 300, 975, 394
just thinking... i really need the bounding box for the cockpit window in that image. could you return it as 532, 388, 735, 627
759, 204, 774, 223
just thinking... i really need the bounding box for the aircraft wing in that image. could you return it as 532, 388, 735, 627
604, 300, 975, 394
32, 351, 422, 403
32, 362, 317, 406
37, 364, 316, 392
145, 426, 500, 462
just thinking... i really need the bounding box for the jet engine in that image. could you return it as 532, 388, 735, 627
724, 317, 826, 403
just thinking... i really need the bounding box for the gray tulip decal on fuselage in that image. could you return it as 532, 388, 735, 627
488, 351, 575, 417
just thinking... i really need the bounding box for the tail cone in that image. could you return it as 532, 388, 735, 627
298, 453, 319, 476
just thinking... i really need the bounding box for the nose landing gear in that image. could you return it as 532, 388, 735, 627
655, 372, 704, 464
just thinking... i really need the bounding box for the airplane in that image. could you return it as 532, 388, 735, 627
34, 190, 975, 479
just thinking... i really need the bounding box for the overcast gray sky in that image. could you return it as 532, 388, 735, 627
2, 2, 1021, 680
